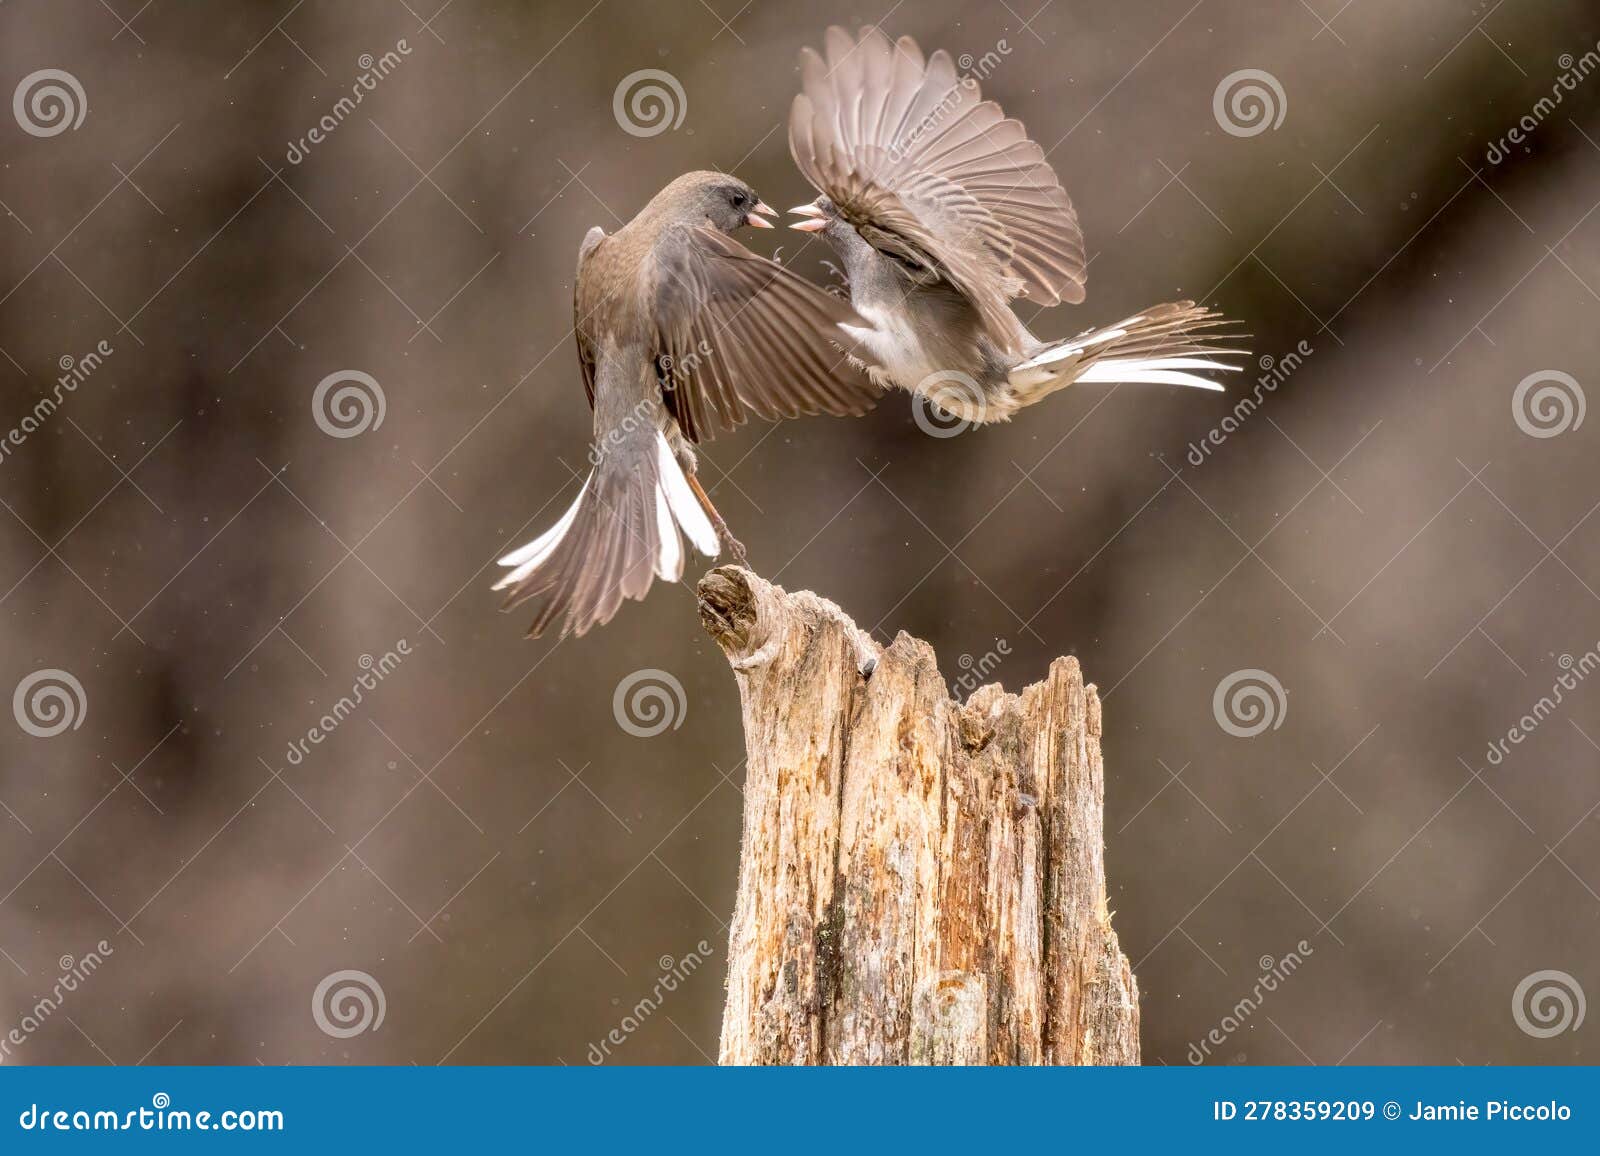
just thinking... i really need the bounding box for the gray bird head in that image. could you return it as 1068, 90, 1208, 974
787, 196, 850, 243
788, 197, 880, 278
652, 170, 776, 234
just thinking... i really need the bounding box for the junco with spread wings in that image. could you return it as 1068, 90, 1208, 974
494, 170, 880, 638
787, 26, 1245, 421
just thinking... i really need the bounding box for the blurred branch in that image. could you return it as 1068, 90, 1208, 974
698, 565, 1138, 1065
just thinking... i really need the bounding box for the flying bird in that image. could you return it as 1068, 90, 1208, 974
787, 26, 1245, 423
494, 170, 881, 638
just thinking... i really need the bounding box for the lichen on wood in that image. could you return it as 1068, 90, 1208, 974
698, 566, 1138, 1066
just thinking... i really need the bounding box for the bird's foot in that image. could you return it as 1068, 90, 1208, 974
719, 526, 748, 567
706, 509, 747, 565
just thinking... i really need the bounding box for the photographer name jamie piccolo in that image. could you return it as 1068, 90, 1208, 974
1406, 1100, 1571, 1122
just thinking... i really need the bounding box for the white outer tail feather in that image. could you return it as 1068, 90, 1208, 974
493, 431, 719, 592
1012, 327, 1127, 371
654, 434, 719, 560
1007, 303, 1243, 401
1074, 356, 1235, 392
494, 475, 589, 586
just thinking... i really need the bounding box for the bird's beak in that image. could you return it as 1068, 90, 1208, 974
745, 201, 777, 228
788, 202, 827, 232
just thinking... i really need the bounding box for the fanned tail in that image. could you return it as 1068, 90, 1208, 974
1003, 301, 1247, 411
492, 429, 719, 639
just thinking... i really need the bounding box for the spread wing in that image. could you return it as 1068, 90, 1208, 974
650, 225, 882, 441
789, 26, 1087, 350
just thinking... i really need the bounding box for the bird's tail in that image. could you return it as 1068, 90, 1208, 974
1001, 301, 1245, 414
492, 428, 719, 638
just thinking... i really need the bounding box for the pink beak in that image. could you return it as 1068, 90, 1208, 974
745, 201, 777, 228
788, 202, 827, 232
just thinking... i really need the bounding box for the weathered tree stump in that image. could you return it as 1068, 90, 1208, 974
697, 566, 1138, 1066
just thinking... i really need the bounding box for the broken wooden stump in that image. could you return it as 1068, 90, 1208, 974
697, 565, 1138, 1066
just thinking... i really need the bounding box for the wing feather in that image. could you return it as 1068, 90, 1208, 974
651, 225, 882, 438
789, 25, 1088, 334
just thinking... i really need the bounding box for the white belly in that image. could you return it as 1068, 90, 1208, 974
843, 304, 939, 389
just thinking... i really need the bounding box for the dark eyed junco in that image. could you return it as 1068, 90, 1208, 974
495, 170, 880, 638
787, 27, 1245, 422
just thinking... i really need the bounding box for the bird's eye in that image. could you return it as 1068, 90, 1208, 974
730, 191, 748, 208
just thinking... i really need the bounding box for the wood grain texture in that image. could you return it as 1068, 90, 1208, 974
698, 566, 1138, 1066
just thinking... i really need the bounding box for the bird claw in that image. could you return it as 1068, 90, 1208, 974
722, 530, 749, 567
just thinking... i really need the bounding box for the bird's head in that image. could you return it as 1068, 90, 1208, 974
653, 170, 776, 234
787, 196, 846, 242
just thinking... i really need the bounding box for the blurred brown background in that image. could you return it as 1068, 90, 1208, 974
2, 0, 1598, 1065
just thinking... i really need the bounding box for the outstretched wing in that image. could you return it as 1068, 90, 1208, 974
789, 26, 1087, 348
650, 224, 882, 441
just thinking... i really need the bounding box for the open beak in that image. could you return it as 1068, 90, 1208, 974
745, 201, 777, 229
788, 202, 827, 232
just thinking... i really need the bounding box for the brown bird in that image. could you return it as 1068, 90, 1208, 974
787, 26, 1245, 422
494, 170, 881, 638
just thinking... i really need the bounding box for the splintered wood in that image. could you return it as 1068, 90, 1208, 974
698, 566, 1138, 1066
